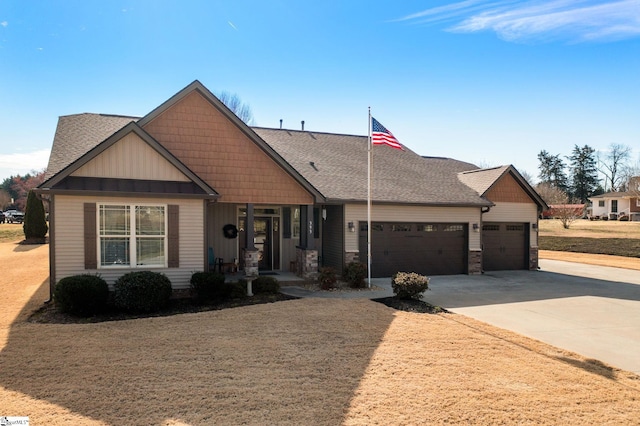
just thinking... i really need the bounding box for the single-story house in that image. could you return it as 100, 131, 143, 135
37, 80, 547, 294
589, 191, 640, 221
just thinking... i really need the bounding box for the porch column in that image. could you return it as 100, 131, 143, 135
296, 204, 318, 279
243, 203, 259, 278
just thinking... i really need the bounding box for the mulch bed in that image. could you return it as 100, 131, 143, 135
373, 297, 449, 314
28, 293, 299, 324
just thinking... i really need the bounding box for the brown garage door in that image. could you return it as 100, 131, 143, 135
359, 222, 467, 277
482, 222, 528, 271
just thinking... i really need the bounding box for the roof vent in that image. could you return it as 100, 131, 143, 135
280, 119, 283, 129
309, 161, 318, 171
301, 120, 305, 131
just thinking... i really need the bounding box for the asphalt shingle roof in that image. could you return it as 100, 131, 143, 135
457, 165, 510, 196
43, 113, 138, 181
253, 127, 490, 206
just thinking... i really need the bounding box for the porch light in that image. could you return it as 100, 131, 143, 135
348, 222, 355, 232
532, 223, 538, 231
472, 223, 479, 232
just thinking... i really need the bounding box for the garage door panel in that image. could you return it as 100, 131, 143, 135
482, 222, 528, 271
360, 222, 467, 277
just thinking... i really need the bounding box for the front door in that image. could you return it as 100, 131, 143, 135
239, 216, 280, 271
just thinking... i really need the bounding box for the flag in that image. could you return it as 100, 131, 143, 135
371, 117, 403, 150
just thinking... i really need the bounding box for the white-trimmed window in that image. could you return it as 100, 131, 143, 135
98, 204, 167, 268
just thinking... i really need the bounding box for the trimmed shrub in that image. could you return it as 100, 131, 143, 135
392, 272, 430, 300
113, 271, 172, 313
190, 271, 230, 304
317, 267, 337, 290
54, 274, 109, 317
343, 261, 367, 288
23, 190, 48, 240
251, 276, 280, 295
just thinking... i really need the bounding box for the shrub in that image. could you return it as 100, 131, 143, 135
251, 276, 280, 294
54, 274, 109, 317
113, 271, 172, 313
318, 267, 337, 290
392, 272, 430, 300
343, 262, 367, 288
23, 190, 48, 240
190, 271, 230, 304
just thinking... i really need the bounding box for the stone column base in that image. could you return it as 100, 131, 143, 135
296, 247, 318, 280
243, 248, 259, 278
469, 250, 482, 275
529, 247, 539, 270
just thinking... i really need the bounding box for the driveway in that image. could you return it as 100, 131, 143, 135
424, 259, 640, 375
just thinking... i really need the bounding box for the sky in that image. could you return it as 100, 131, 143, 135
1, 0, 639, 183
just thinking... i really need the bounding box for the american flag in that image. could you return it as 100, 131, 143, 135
371, 117, 402, 150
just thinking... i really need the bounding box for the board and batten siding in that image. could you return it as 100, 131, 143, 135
344, 204, 482, 252
71, 132, 190, 182
54, 195, 205, 289
322, 205, 345, 271
483, 202, 539, 247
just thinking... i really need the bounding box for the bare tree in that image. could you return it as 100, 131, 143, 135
216, 91, 254, 125
535, 182, 569, 204
598, 143, 631, 192
555, 203, 583, 229
0, 189, 11, 210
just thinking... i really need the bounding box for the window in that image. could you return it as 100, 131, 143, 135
444, 225, 464, 232
417, 224, 435, 232
636, 199, 640, 208
611, 200, 618, 213
598, 200, 605, 207
99, 204, 166, 268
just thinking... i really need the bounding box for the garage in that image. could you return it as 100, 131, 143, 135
482, 222, 529, 271
359, 222, 468, 277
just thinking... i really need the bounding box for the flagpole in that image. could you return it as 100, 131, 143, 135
367, 107, 372, 288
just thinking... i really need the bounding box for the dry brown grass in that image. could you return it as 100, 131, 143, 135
2, 242, 640, 425
539, 218, 640, 238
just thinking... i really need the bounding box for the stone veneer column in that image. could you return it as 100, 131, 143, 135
468, 250, 482, 275
243, 248, 259, 278
345, 251, 359, 264
296, 247, 318, 280
529, 247, 539, 270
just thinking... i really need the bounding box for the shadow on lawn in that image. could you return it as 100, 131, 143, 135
0, 281, 396, 425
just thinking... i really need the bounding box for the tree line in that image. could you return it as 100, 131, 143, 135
0, 170, 45, 211
536, 143, 636, 205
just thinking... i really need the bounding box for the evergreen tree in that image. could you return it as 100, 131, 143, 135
23, 190, 48, 241
568, 145, 599, 203
537, 150, 569, 193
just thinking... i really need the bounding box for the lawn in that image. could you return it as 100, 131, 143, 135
539, 219, 640, 258
1, 242, 640, 425
0, 223, 26, 243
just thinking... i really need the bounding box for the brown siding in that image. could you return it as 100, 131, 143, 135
168, 204, 179, 268
84, 203, 97, 269
485, 172, 533, 203
142, 91, 314, 205
631, 198, 640, 213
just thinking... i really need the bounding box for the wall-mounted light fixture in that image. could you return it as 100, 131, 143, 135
472, 223, 479, 232
532, 223, 538, 230
348, 222, 355, 232
322, 208, 327, 221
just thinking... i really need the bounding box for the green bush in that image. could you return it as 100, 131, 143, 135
113, 271, 172, 313
343, 262, 367, 288
23, 190, 48, 240
392, 272, 430, 300
317, 267, 337, 290
251, 276, 280, 294
54, 274, 109, 317
190, 271, 234, 304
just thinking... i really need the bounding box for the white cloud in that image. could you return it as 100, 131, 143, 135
1, 21, 8, 28
398, 0, 640, 42
0, 149, 49, 179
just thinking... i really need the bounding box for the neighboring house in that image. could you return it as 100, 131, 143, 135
37, 80, 547, 294
589, 192, 640, 221
541, 204, 586, 219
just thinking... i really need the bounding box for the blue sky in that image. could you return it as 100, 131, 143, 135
1, 0, 639, 183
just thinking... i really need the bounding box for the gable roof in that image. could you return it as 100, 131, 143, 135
254, 127, 491, 206
458, 165, 548, 209
43, 113, 139, 180
589, 191, 637, 199
40, 122, 218, 198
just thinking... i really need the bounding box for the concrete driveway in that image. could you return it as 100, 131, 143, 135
424, 259, 640, 375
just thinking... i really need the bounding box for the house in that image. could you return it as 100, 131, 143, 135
37, 80, 547, 294
589, 191, 640, 221
541, 204, 586, 219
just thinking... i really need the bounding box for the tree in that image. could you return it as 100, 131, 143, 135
568, 145, 599, 203
2, 171, 46, 211
23, 190, 48, 241
598, 143, 631, 192
0, 189, 11, 210
537, 150, 569, 193
216, 91, 254, 125
535, 182, 569, 205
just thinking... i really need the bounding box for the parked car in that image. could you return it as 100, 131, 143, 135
5, 210, 24, 224
0, 211, 5, 223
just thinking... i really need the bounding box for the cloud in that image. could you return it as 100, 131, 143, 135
0, 149, 49, 178
1, 21, 7, 28
397, 0, 640, 42
228, 21, 237, 30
